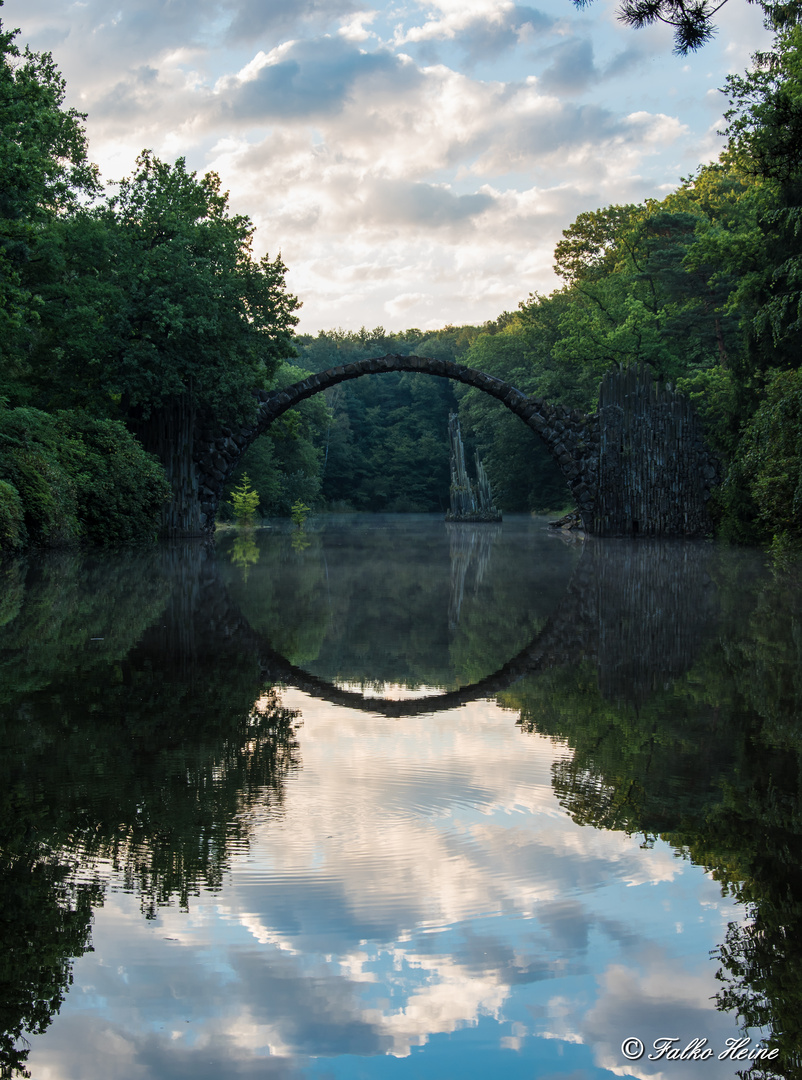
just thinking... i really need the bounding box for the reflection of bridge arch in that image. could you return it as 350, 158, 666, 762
220, 539, 716, 717
254, 588, 589, 718
194, 355, 597, 532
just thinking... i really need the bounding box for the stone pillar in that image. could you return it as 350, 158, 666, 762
593, 366, 717, 538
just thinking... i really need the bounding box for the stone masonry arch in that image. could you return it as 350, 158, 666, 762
193, 354, 598, 532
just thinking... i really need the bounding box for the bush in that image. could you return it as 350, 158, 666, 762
0, 410, 79, 545
0, 407, 169, 547
743, 370, 802, 544
54, 412, 170, 544
0, 480, 26, 552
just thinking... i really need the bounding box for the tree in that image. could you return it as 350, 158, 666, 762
221, 362, 328, 518
722, 26, 802, 364
293, 329, 463, 513
231, 473, 260, 524
458, 317, 571, 512
0, 14, 99, 401
570, 0, 799, 55
26, 153, 300, 534
737, 368, 802, 544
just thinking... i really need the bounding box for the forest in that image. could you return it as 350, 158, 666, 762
1, 7, 802, 551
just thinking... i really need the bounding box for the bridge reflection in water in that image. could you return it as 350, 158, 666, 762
213, 525, 718, 716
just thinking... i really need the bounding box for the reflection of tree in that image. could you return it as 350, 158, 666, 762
222, 519, 573, 691
679, 563, 802, 1079
0, 545, 301, 1074
506, 552, 802, 1076
230, 527, 260, 580
220, 526, 330, 665
0, 552, 172, 704
0, 842, 100, 1080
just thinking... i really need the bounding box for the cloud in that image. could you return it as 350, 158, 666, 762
217, 38, 407, 120
224, 0, 364, 42
538, 38, 599, 95
360, 179, 495, 228
1, 0, 765, 333
8, 0, 363, 57
394, 0, 551, 48
403, 3, 556, 65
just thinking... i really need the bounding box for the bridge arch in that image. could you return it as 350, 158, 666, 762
193, 354, 598, 532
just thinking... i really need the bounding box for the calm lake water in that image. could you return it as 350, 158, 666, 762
1, 514, 800, 1079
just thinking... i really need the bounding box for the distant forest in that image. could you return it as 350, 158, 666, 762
2, 15, 802, 549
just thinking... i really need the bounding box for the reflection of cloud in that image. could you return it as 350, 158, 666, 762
27, 698, 744, 1078
543, 957, 746, 1080
368, 948, 509, 1056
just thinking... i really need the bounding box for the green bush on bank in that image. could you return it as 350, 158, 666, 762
715, 369, 802, 548
53, 412, 171, 544
0, 480, 25, 552
0, 408, 169, 551
0, 413, 79, 546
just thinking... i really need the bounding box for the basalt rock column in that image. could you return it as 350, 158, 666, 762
594, 366, 717, 538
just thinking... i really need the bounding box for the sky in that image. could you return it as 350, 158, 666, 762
3, 0, 773, 333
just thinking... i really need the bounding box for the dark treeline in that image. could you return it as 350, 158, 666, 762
2, 11, 802, 547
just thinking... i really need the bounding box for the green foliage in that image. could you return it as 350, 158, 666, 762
0, 407, 168, 547
5, 11, 802, 543
0, 410, 78, 546
459, 317, 572, 512
292, 327, 476, 514
14, 153, 300, 427
0, 478, 24, 551
291, 500, 310, 529
0, 18, 99, 401
722, 26, 802, 366
739, 368, 802, 543
222, 363, 327, 518
0, 28, 300, 540
53, 411, 170, 544
231, 473, 260, 524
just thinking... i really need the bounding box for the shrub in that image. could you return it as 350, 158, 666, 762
0, 480, 26, 552
0, 425, 79, 546
231, 473, 260, 525
740, 369, 802, 545
54, 412, 170, 544
0, 407, 169, 547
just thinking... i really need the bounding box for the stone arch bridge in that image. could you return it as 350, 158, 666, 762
190, 355, 717, 538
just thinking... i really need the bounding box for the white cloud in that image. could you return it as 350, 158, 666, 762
0, 0, 774, 330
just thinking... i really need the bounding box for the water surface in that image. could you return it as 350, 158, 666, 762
1, 515, 799, 1079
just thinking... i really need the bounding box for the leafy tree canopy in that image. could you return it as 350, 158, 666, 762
0, 11, 99, 394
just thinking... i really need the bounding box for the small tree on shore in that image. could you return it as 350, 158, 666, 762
231, 474, 260, 525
